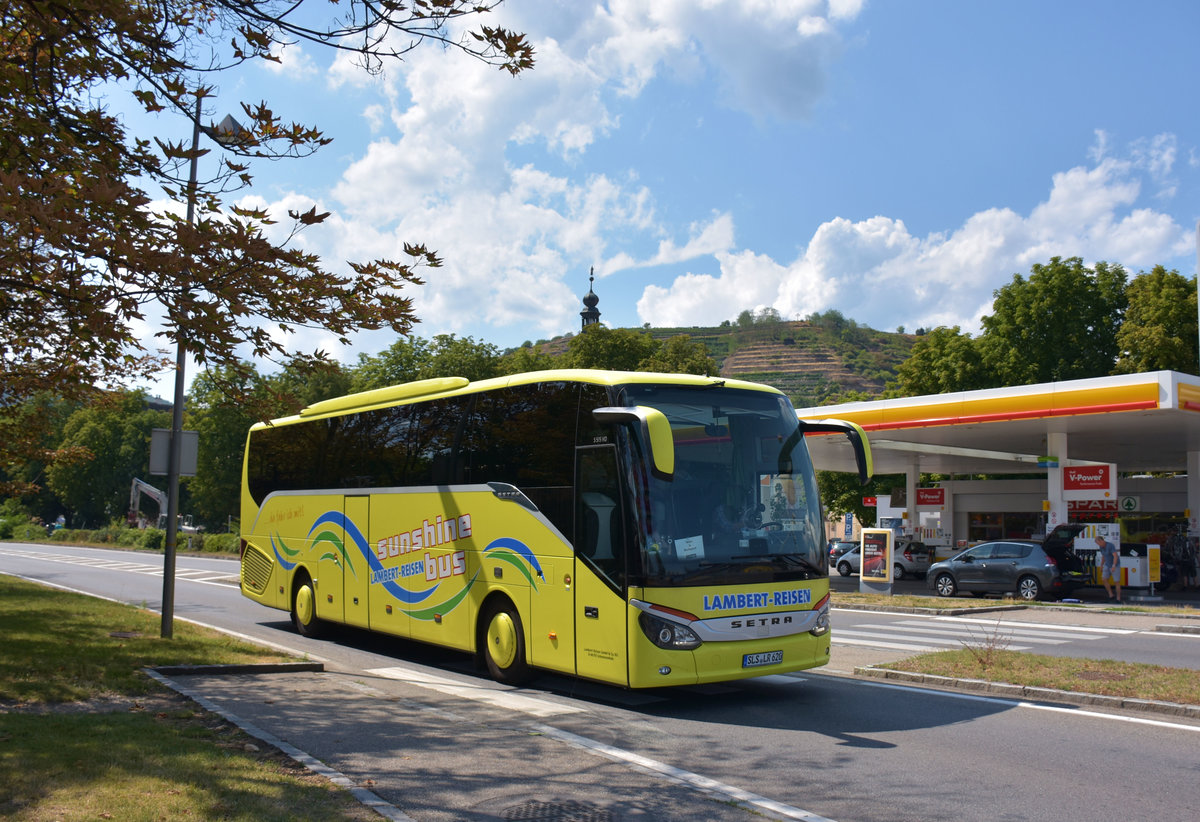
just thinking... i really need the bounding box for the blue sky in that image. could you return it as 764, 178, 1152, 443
133, 0, 1200, 395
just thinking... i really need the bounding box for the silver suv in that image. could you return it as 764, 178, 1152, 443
893, 539, 932, 580
832, 539, 931, 579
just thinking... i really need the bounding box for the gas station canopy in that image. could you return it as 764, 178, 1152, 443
796, 371, 1200, 477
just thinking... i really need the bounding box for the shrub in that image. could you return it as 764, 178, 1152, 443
201, 532, 239, 555
91, 524, 125, 544
138, 528, 165, 551
116, 528, 142, 546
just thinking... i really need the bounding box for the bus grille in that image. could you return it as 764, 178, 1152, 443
241, 544, 274, 594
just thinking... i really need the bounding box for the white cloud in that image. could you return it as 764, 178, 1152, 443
298, 0, 864, 351
265, 42, 318, 78
210, 2, 1193, 377
636, 151, 1192, 335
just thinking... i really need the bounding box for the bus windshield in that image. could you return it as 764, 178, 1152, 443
615, 383, 826, 587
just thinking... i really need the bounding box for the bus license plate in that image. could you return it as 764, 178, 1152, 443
742, 650, 783, 668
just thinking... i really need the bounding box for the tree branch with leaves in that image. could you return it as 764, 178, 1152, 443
0, 0, 532, 494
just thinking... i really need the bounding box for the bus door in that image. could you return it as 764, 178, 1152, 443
574, 446, 629, 685
342, 494, 370, 629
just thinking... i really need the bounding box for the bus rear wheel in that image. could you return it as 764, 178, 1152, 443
291, 574, 327, 638
481, 600, 531, 685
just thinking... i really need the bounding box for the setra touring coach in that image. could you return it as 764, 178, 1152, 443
239, 369, 870, 688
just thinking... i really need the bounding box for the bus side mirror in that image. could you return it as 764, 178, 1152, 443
798, 418, 873, 485
592, 406, 675, 481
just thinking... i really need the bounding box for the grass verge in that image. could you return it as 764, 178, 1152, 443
0, 575, 376, 821
877, 649, 1200, 706
831, 590, 1200, 616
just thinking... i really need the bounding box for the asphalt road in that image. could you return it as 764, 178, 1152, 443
4, 541, 1199, 822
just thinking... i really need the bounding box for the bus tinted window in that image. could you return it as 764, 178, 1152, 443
246, 420, 329, 501
464, 382, 579, 537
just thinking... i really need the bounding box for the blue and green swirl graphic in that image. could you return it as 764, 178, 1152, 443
272, 511, 547, 622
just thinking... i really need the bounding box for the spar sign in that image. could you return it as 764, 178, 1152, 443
1061, 463, 1117, 501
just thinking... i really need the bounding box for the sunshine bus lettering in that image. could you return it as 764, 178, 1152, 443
376, 513, 473, 559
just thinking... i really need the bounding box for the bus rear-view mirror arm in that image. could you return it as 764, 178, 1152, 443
592, 406, 674, 481
799, 418, 874, 485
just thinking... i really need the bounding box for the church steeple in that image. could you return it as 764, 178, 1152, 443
580, 266, 601, 330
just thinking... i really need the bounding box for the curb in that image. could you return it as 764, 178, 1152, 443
833, 603, 1026, 617
853, 665, 1200, 721
144, 668, 414, 821
834, 601, 1200, 620
150, 662, 325, 676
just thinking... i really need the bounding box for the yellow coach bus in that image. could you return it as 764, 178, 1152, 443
239, 369, 871, 688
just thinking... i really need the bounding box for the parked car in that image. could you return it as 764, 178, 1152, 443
828, 539, 858, 564
893, 539, 932, 580
834, 545, 888, 577
926, 525, 1088, 601
833, 539, 930, 579
835, 546, 860, 577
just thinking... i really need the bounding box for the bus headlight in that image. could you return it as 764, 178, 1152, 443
638, 612, 702, 650
808, 594, 830, 637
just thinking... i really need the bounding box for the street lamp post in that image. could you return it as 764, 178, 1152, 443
160, 95, 204, 639
160, 98, 244, 638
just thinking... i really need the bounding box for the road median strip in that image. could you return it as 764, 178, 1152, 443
853, 665, 1200, 720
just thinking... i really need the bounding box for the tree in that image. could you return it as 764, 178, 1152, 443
563, 326, 661, 371
499, 345, 560, 375
352, 334, 501, 391
887, 326, 991, 397
817, 471, 905, 529
267, 359, 354, 413
0, 392, 82, 510
0, 0, 532, 489
44, 392, 170, 527
1114, 266, 1199, 375
978, 257, 1127, 385
185, 366, 270, 530
637, 335, 719, 375
424, 334, 502, 382
352, 337, 434, 392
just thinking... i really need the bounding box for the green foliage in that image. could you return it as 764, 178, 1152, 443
887, 258, 1194, 398
887, 326, 991, 397
0, 0, 532, 499
44, 393, 170, 528
200, 532, 240, 554
1114, 266, 1199, 375
979, 257, 1128, 385
563, 325, 660, 370
499, 344, 558, 375
817, 471, 906, 527
139, 527, 166, 551
353, 334, 501, 391
637, 334, 719, 375
185, 367, 265, 529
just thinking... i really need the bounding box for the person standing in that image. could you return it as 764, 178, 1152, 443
1096, 535, 1121, 603
1180, 537, 1198, 591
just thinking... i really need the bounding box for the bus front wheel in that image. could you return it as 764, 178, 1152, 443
291, 574, 327, 638
481, 600, 531, 685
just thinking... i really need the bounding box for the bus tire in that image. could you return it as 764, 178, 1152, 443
291, 573, 327, 638
481, 600, 531, 685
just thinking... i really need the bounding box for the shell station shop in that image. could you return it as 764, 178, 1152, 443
797, 370, 1200, 591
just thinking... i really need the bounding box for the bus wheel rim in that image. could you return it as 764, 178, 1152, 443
296, 586, 314, 625
488, 612, 517, 668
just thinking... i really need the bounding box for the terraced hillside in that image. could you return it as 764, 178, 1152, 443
720, 340, 883, 401
533, 317, 915, 406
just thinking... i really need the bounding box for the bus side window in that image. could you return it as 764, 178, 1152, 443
576, 446, 625, 589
